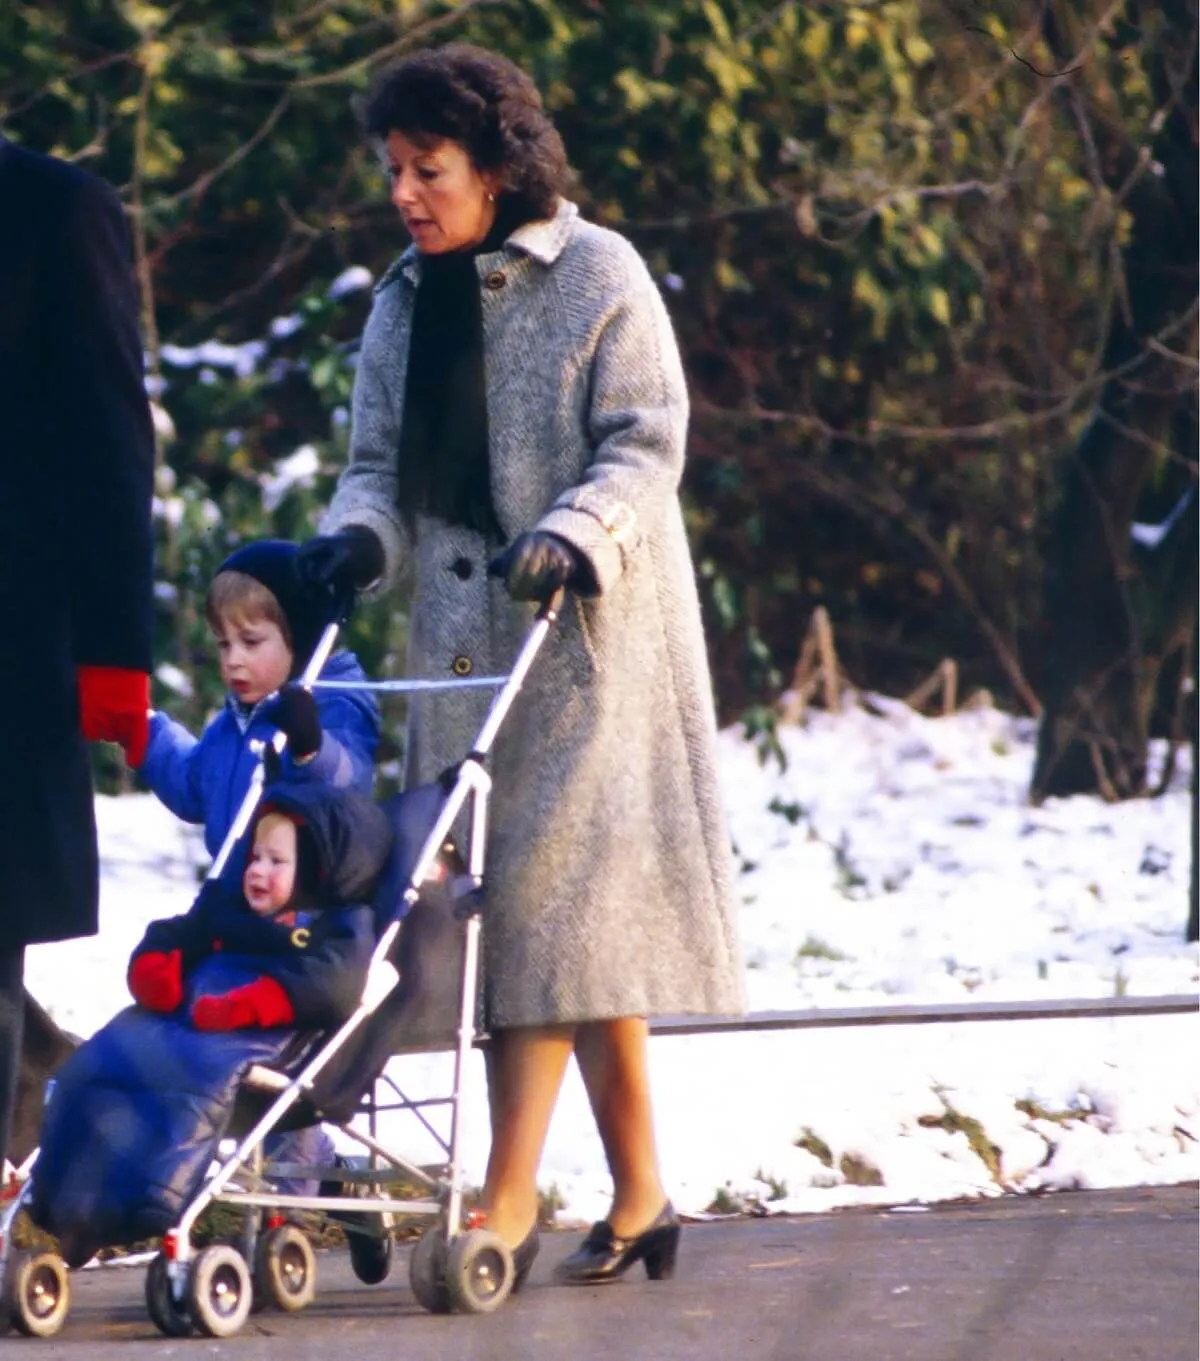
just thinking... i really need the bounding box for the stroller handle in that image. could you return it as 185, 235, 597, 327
202, 585, 560, 885
536, 584, 566, 622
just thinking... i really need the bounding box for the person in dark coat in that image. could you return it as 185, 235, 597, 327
0, 137, 156, 1168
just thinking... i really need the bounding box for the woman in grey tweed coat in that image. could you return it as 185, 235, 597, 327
299, 45, 742, 1287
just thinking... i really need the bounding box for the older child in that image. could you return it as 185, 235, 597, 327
138, 539, 380, 874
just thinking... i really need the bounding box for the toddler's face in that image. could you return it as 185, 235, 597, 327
213, 609, 292, 705
243, 814, 297, 917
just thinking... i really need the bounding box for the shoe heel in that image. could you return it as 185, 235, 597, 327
511, 1225, 540, 1294
642, 1224, 680, 1281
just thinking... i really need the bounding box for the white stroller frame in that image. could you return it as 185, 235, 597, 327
0, 587, 564, 1339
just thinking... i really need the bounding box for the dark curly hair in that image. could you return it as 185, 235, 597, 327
359, 44, 573, 221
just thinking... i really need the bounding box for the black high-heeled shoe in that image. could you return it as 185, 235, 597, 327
553, 1202, 680, 1285
511, 1223, 540, 1293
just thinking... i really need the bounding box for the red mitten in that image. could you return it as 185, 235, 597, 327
77, 666, 151, 767
191, 977, 295, 1032
128, 950, 184, 1012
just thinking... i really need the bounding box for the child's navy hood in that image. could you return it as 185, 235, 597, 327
255, 782, 393, 908
216, 539, 333, 673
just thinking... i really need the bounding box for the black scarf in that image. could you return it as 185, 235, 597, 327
394, 201, 529, 540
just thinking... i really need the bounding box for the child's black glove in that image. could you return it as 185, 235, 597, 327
265, 684, 322, 763
296, 527, 385, 595
488, 531, 580, 601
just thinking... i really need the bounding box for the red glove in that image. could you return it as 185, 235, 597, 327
128, 950, 184, 1012
77, 666, 151, 767
191, 977, 295, 1031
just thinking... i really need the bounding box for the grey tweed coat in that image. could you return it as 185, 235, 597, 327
323, 199, 743, 1026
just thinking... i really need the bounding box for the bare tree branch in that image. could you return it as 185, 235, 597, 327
152, 93, 293, 209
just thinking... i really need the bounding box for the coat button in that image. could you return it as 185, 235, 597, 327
450, 556, 473, 580
452, 655, 473, 676
483, 270, 507, 291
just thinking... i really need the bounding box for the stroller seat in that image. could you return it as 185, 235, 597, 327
0, 578, 566, 1337
227, 779, 475, 1138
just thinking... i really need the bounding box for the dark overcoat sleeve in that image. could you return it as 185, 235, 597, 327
0, 144, 155, 945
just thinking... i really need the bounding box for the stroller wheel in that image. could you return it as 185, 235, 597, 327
444, 1230, 514, 1315
145, 1252, 193, 1337
187, 1244, 253, 1338
254, 1224, 317, 1311
5, 1250, 70, 1338
408, 1225, 451, 1314
349, 1223, 394, 1285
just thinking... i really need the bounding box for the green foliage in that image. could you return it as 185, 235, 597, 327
918, 1095, 1003, 1182
838, 1151, 884, 1186
741, 705, 786, 773
795, 934, 851, 964
704, 1182, 743, 1214
1, 0, 1192, 739
766, 796, 805, 826
1015, 1097, 1084, 1125
795, 1126, 833, 1168
149, 276, 408, 780
752, 1167, 788, 1201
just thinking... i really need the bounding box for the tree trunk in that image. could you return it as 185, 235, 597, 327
1031, 0, 1198, 802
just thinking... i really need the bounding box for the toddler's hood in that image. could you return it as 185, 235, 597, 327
255, 782, 393, 907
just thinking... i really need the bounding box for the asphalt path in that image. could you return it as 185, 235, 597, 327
3, 1184, 1195, 1360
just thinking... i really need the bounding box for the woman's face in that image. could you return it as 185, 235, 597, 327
383, 131, 499, 254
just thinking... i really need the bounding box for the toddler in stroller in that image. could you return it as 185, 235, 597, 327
0, 584, 564, 1338
25, 780, 393, 1270
136, 536, 382, 1190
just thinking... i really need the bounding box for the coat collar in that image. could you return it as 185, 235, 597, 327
507, 198, 579, 264
376, 198, 579, 293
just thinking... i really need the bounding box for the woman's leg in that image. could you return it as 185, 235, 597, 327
477, 1023, 575, 1247
573, 1016, 667, 1236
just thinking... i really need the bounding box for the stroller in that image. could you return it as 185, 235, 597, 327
0, 588, 565, 1340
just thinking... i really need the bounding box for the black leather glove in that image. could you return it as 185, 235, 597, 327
488, 531, 580, 601
264, 684, 322, 763
296, 527, 385, 595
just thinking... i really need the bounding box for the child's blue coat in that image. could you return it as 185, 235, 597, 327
139, 649, 380, 866
28, 782, 394, 1264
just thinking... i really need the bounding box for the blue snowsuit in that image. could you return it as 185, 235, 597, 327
137, 648, 380, 1191
28, 782, 394, 1266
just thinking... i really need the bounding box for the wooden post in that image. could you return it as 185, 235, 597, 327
813, 607, 841, 715
903, 658, 960, 716
941, 658, 958, 716
779, 608, 844, 722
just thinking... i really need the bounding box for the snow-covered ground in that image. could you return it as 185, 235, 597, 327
25, 696, 1199, 1227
